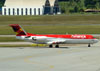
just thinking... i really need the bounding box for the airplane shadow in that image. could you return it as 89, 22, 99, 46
43, 46, 70, 49
18, 46, 70, 49
59, 47, 69, 49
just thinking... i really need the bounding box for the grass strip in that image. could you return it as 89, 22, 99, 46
0, 15, 100, 34
0, 37, 24, 42
0, 15, 100, 25
0, 45, 32, 47
0, 25, 100, 35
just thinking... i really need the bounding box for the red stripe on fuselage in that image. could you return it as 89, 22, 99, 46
17, 33, 94, 39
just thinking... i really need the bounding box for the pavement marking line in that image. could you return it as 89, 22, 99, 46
57, 50, 62, 54
0, 56, 25, 62
23, 49, 65, 70
0, 55, 54, 71
24, 55, 54, 71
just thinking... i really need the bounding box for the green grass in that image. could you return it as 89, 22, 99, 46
0, 15, 100, 25
0, 15, 100, 35
0, 37, 23, 42
0, 45, 32, 47
24, 25, 100, 34
0, 25, 100, 35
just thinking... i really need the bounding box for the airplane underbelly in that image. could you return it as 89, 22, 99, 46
65, 39, 94, 44
32, 39, 48, 44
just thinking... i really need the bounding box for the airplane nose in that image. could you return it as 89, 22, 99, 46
93, 39, 99, 43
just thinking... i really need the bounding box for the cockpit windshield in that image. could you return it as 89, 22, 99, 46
93, 37, 96, 38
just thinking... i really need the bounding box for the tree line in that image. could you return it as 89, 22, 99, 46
59, 0, 100, 13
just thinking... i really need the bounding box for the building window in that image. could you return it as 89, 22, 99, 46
30, 8, 32, 15
53, 7, 59, 14
53, 0, 60, 14
38, 8, 40, 15
17, 8, 19, 15
8, 8, 10, 15
26, 8, 28, 15
44, 0, 51, 15
34, 8, 36, 15
4, 8, 6, 15
21, 8, 23, 15
13, 8, 14, 15
44, 6, 51, 15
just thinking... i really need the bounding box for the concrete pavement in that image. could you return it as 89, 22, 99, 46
0, 42, 100, 71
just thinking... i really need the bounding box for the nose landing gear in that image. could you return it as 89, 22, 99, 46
88, 44, 91, 47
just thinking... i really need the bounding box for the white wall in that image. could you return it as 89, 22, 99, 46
2, 0, 61, 15
4, 0, 46, 7
2, 7, 43, 15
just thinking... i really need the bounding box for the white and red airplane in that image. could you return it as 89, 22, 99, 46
10, 24, 99, 48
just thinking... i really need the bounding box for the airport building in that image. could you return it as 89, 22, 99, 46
2, 0, 61, 15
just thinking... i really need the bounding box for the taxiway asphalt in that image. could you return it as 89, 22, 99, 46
0, 42, 100, 71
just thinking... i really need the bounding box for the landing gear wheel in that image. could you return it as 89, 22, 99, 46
88, 44, 91, 47
49, 45, 53, 48
55, 45, 59, 48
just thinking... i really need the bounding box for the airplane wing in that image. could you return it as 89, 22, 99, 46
46, 38, 66, 44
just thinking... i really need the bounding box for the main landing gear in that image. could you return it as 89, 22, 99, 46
55, 44, 59, 48
49, 44, 59, 48
49, 44, 53, 48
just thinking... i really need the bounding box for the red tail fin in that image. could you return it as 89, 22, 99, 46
10, 24, 27, 36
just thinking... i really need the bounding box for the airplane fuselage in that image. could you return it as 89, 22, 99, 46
16, 34, 98, 44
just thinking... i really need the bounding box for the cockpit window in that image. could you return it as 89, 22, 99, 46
25, 36, 31, 38
93, 37, 96, 38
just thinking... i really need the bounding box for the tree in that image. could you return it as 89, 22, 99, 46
84, 0, 97, 9
0, 0, 5, 7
